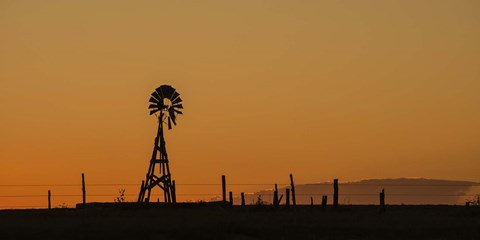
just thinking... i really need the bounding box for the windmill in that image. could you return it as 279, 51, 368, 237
138, 85, 183, 203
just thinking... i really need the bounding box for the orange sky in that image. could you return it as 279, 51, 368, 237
1, 0, 480, 208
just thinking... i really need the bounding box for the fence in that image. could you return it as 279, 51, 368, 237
1, 176, 479, 209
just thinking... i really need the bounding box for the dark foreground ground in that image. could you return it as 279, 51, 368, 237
0, 204, 479, 240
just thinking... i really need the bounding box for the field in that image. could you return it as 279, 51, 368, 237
0, 204, 479, 240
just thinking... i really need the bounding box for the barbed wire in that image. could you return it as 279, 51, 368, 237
1, 183, 479, 187
0, 193, 477, 198
1, 182, 477, 209
0, 206, 44, 208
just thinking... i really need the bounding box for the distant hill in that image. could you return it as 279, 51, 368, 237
241, 178, 480, 205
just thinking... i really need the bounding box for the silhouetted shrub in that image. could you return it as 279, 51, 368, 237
255, 195, 265, 205
468, 195, 480, 206
114, 189, 126, 203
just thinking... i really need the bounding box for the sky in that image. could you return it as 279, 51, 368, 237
1, 0, 479, 208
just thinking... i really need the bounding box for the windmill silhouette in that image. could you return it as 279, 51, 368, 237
138, 85, 183, 203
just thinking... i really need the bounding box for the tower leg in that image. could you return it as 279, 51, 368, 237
138, 116, 175, 204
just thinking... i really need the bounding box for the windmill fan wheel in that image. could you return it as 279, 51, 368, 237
148, 85, 183, 129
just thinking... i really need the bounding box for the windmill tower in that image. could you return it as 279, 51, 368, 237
138, 85, 183, 203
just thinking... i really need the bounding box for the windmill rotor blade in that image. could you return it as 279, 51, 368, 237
171, 92, 180, 102
149, 109, 160, 115
167, 116, 172, 130
168, 107, 177, 125
161, 85, 175, 99
148, 85, 183, 119
168, 107, 177, 124
148, 104, 160, 109
173, 104, 183, 109
172, 97, 182, 104
149, 96, 159, 104
155, 87, 164, 100
174, 109, 183, 115
151, 91, 161, 102
150, 103, 166, 109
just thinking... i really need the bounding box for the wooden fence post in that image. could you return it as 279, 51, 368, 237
171, 180, 176, 203
82, 173, 86, 204
379, 189, 385, 212
163, 190, 167, 205
48, 190, 51, 210
241, 192, 245, 207
322, 195, 327, 210
222, 175, 226, 203
286, 188, 290, 207
229, 191, 233, 207
138, 180, 145, 202
290, 174, 296, 207
273, 184, 279, 207
333, 179, 338, 208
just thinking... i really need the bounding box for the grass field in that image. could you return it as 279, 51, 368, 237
1, 204, 479, 239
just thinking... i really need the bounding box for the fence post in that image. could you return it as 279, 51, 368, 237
48, 190, 51, 210
171, 180, 176, 203
333, 179, 338, 208
222, 175, 226, 203
379, 189, 385, 212
241, 192, 245, 207
322, 195, 327, 210
229, 191, 233, 207
138, 180, 145, 202
82, 173, 86, 204
273, 184, 279, 207
290, 174, 296, 207
164, 190, 167, 205
286, 188, 290, 207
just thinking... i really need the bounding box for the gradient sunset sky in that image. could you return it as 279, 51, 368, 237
1, 0, 479, 207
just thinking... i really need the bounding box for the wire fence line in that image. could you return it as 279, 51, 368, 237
0, 183, 281, 187
1, 183, 479, 187
1, 182, 478, 208
1, 182, 479, 198
1, 194, 478, 198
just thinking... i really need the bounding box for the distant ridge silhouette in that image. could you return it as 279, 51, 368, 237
241, 178, 479, 205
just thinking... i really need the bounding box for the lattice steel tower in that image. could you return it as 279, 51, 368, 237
138, 85, 183, 203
